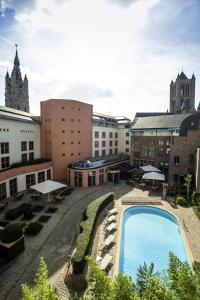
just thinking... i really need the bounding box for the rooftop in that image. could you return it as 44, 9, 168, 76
0, 105, 40, 124
69, 153, 130, 169
132, 113, 197, 130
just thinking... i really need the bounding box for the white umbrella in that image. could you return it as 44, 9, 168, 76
142, 172, 165, 185
140, 165, 161, 173
30, 180, 67, 202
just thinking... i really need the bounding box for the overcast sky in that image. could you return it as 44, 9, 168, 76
0, 0, 200, 118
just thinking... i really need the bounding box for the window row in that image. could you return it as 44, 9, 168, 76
0, 128, 9, 132
62, 153, 81, 156
95, 148, 118, 157
94, 141, 118, 148
21, 141, 34, 151
94, 131, 118, 139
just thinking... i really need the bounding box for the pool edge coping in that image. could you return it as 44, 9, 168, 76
113, 203, 194, 277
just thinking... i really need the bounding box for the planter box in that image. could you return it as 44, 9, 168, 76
0, 235, 25, 261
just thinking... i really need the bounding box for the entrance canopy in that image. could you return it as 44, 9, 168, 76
142, 172, 165, 181
30, 180, 67, 194
140, 165, 161, 173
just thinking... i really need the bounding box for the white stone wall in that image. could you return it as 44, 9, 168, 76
92, 126, 118, 157
0, 118, 40, 170
117, 127, 131, 154
1, 167, 53, 198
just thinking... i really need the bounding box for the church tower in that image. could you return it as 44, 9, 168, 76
5, 45, 29, 112
169, 71, 195, 114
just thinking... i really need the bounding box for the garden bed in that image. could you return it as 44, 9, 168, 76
25, 222, 43, 236
32, 205, 45, 212
46, 207, 58, 213
38, 215, 51, 223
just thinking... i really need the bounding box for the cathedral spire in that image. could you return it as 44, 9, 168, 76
5, 45, 29, 112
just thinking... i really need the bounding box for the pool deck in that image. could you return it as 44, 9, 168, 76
95, 187, 200, 278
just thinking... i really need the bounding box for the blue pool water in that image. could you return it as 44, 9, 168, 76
119, 206, 190, 281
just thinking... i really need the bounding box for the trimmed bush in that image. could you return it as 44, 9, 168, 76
192, 192, 200, 205
38, 215, 51, 223
32, 205, 44, 212
0, 223, 23, 243
46, 207, 58, 213
5, 203, 32, 220
176, 196, 187, 206
25, 222, 43, 236
72, 192, 114, 274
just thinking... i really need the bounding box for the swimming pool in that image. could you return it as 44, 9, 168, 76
119, 206, 190, 281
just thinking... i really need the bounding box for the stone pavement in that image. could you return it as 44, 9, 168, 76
0, 182, 130, 300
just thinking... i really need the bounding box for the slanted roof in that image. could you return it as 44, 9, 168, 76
135, 112, 169, 118
0, 105, 40, 124
132, 113, 194, 130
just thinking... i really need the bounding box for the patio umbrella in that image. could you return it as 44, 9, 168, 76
30, 180, 67, 202
142, 171, 165, 185
140, 165, 161, 173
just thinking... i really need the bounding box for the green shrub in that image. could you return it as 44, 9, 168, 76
72, 192, 114, 274
5, 203, 32, 220
25, 222, 43, 235
192, 192, 200, 205
0, 223, 23, 243
176, 196, 187, 206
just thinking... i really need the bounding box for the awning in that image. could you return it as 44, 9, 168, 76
140, 165, 161, 173
30, 180, 67, 194
142, 172, 165, 181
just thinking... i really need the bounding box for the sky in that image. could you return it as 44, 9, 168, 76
0, 0, 200, 118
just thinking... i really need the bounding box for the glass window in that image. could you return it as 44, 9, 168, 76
1, 142, 9, 154
102, 141, 106, 147
88, 171, 96, 187
126, 148, 129, 153
102, 132, 106, 138
47, 169, 51, 180
189, 153, 195, 165
109, 132, 113, 138
115, 148, 118, 154
29, 141, 34, 150
115, 132, 118, 138
1, 156, 10, 169
109, 149, 112, 155
21, 141, 27, 151
102, 149, 106, 156
95, 141, 99, 148
9, 178, 17, 196
95, 131, 99, 138
0, 182, 7, 201
38, 171, 45, 183
22, 153, 27, 162
174, 156, 180, 166
126, 132, 129, 137
26, 174, 36, 189
115, 140, 118, 146
95, 150, 99, 157
75, 172, 82, 187
126, 140, 129, 145
109, 141, 113, 147
29, 152, 34, 161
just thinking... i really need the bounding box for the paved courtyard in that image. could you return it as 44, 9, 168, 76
0, 182, 130, 300
0, 183, 200, 300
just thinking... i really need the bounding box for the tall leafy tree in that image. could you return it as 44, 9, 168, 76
184, 173, 192, 204
21, 257, 58, 300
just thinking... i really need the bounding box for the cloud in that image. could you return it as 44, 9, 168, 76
60, 82, 114, 100
106, 0, 138, 7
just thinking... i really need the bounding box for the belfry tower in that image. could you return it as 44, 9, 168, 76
5, 45, 29, 112
169, 71, 195, 114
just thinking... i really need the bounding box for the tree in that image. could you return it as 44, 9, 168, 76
136, 262, 157, 295
112, 273, 137, 300
21, 257, 58, 300
184, 174, 192, 204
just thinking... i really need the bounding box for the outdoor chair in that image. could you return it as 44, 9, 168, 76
100, 254, 113, 270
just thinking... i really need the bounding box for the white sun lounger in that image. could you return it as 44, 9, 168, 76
106, 215, 116, 223
100, 254, 113, 270
108, 208, 118, 216
102, 234, 115, 247
106, 223, 117, 233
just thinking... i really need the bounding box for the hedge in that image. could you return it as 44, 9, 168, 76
0, 223, 23, 243
5, 203, 32, 220
72, 192, 114, 274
